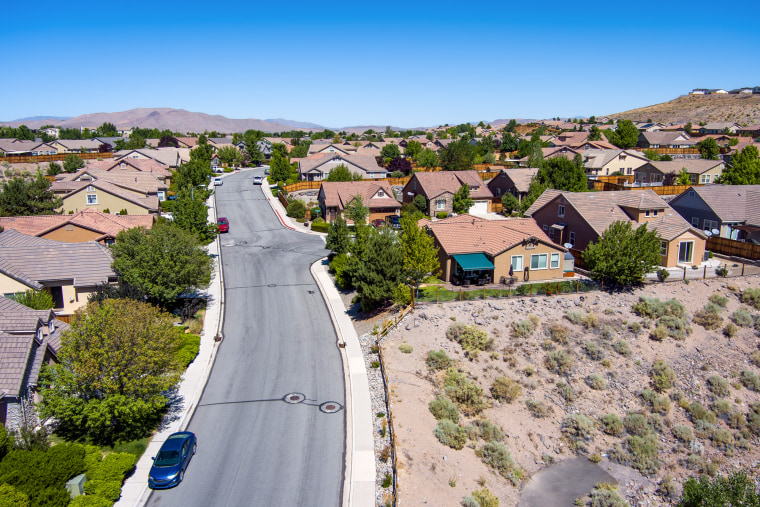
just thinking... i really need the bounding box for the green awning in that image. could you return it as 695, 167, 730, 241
453, 253, 494, 270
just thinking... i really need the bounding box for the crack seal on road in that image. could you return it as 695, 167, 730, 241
196, 393, 343, 414
224, 282, 319, 291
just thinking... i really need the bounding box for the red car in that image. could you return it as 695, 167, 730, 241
371, 219, 386, 228
217, 217, 229, 233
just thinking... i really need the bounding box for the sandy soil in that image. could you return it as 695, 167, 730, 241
380, 275, 760, 506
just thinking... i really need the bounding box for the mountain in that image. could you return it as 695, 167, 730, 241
8, 115, 72, 123
0, 108, 315, 133
610, 94, 760, 125
263, 118, 325, 130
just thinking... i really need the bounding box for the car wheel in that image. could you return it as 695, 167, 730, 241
193, 443, 197, 455
179, 469, 184, 483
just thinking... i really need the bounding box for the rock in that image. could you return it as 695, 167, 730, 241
406, 323, 413, 330
574, 299, 582, 306
418, 312, 428, 320
530, 298, 539, 303
414, 319, 421, 328
489, 302, 505, 310
475, 318, 486, 326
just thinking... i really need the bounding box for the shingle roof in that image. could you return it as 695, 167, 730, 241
55, 139, 103, 150
320, 181, 401, 210
677, 185, 760, 225
61, 180, 158, 212
54, 167, 167, 194
299, 153, 383, 175
410, 171, 493, 199
85, 157, 171, 177
647, 160, 724, 176
640, 132, 692, 146
582, 149, 648, 170
0, 230, 116, 287
491, 168, 538, 193
0, 209, 153, 241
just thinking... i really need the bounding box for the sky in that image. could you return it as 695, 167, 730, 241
2, 0, 759, 129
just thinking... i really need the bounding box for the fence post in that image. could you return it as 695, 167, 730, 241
704, 265, 707, 279
683, 266, 687, 280
411, 287, 415, 309
742, 264, 746, 276
577, 280, 579, 293
483, 287, 486, 300
436, 287, 439, 304
459, 289, 462, 301
557, 282, 560, 294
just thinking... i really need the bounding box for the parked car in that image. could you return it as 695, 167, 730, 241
371, 219, 386, 228
264, 168, 270, 175
253, 176, 263, 185
387, 215, 401, 229
148, 432, 197, 489
213, 177, 223, 186
217, 217, 229, 233
212, 166, 223, 173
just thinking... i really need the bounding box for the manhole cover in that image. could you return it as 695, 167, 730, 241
268, 284, 277, 288
319, 401, 343, 414
283, 393, 305, 404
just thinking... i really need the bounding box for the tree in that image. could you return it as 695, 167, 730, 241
217, 145, 244, 167
352, 228, 404, 311
417, 148, 439, 169
110, 221, 212, 309
63, 154, 85, 173
684, 122, 693, 135
325, 164, 362, 182
676, 167, 691, 185
643, 149, 661, 161
289, 141, 311, 158
400, 215, 439, 295
242, 129, 265, 166
380, 143, 401, 161
404, 140, 422, 160
678, 472, 760, 507
344, 195, 369, 225
604, 119, 639, 149
697, 137, 720, 160
588, 126, 603, 141
46, 162, 62, 176
582, 221, 661, 286
499, 133, 519, 153
718, 145, 760, 184
12, 289, 54, 310
0, 174, 62, 216
440, 138, 476, 172
387, 157, 413, 175
39, 299, 182, 444
535, 156, 587, 192
501, 192, 520, 215
158, 135, 180, 148
452, 184, 473, 214
413, 194, 427, 212
96, 122, 118, 137
326, 216, 350, 255
172, 186, 217, 243
504, 119, 517, 133
269, 151, 291, 183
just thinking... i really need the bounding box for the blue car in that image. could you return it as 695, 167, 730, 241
148, 432, 197, 489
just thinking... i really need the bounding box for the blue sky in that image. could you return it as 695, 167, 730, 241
2, 0, 759, 128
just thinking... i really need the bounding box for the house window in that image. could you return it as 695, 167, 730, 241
701, 174, 711, 184
377, 190, 385, 197
86, 194, 98, 205
511, 255, 523, 272
436, 199, 446, 210
645, 211, 650, 217
550, 253, 560, 269
678, 241, 694, 263
558, 205, 565, 217
689, 190, 695, 197
530, 254, 548, 270
704, 219, 717, 231
652, 210, 659, 217
691, 217, 700, 227
542, 224, 549, 231
49, 286, 64, 309
569, 231, 575, 246
660, 241, 667, 255
157, 191, 165, 201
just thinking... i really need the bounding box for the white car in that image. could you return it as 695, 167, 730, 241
253, 176, 263, 185
213, 177, 223, 186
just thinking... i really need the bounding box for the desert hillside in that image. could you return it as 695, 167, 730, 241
612, 94, 760, 125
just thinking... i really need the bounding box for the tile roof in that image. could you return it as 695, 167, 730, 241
54, 139, 103, 150
299, 153, 383, 175
425, 215, 564, 256
54, 167, 167, 194
647, 159, 723, 175
0, 209, 153, 241
491, 168, 538, 193
320, 181, 401, 210
582, 149, 649, 170
676, 185, 760, 225
60, 180, 159, 212
411, 171, 493, 199
0, 229, 116, 287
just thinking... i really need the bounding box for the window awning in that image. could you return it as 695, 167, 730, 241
551, 223, 566, 230
453, 253, 494, 270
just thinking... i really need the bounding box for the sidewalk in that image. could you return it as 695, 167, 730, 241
261, 178, 326, 236
116, 186, 225, 507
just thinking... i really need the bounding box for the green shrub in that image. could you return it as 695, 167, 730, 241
639, 389, 671, 414
694, 303, 723, 330
83, 479, 122, 502
436, 211, 448, 219
458, 326, 494, 354
600, 414, 624, 436
444, 369, 486, 416
429, 396, 460, 423
632, 296, 686, 319
562, 414, 596, 444
286, 200, 306, 218
656, 268, 670, 282
310, 221, 329, 233
590, 483, 629, 507
624, 413, 651, 437
731, 308, 755, 327
586, 373, 607, 390
471, 487, 499, 507
511, 319, 536, 339
723, 322, 738, 338
584, 341, 604, 361
174, 332, 201, 369
434, 419, 468, 450
391, 283, 412, 306
548, 323, 570, 344
650, 361, 676, 392
625, 434, 660, 475
672, 424, 694, 443
399, 343, 413, 354
0, 483, 29, 506
330, 253, 353, 289
467, 419, 505, 442
426, 350, 452, 371
709, 293, 729, 308
476, 441, 522, 485
741, 288, 760, 310
89, 452, 136, 481
544, 349, 574, 374
687, 401, 717, 424
556, 382, 577, 403
491, 377, 521, 403
741, 369, 760, 390
707, 376, 730, 397
526, 399, 551, 418
612, 340, 631, 357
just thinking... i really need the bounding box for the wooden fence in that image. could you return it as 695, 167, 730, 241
54, 314, 73, 324
1, 152, 113, 163
590, 181, 700, 196
282, 181, 322, 192
707, 236, 760, 260
283, 170, 496, 194
595, 174, 635, 185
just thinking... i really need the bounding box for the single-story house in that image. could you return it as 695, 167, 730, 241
669, 185, 760, 241
317, 181, 401, 223
487, 168, 539, 202
699, 123, 739, 135
422, 215, 568, 285
637, 132, 694, 149
401, 171, 494, 216
0, 230, 117, 316
524, 189, 707, 268
0, 139, 57, 156
298, 153, 386, 181
49, 139, 103, 154
633, 160, 725, 185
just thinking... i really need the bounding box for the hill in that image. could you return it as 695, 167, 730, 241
611, 94, 760, 125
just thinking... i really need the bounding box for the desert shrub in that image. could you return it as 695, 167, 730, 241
599, 325, 616, 340
459, 326, 493, 352
707, 376, 730, 397
711, 398, 733, 418
434, 419, 468, 450
748, 403, 760, 434
624, 413, 651, 437
562, 414, 596, 445
491, 377, 521, 403
461, 497, 480, 507
399, 343, 413, 353
740, 370, 760, 391
728, 410, 747, 430
626, 434, 661, 475
657, 314, 692, 340
556, 382, 577, 403
445, 369, 486, 416
600, 414, 624, 436
468, 419, 505, 442
628, 322, 642, 334
547, 323, 570, 344
657, 268, 670, 282
723, 322, 738, 338
544, 349, 574, 374
429, 396, 460, 423
649, 325, 668, 342
709, 293, 729, 308
476, 441, 522, 485
639, 389, 671, 414
426, 350, 453, 371
694, 419, 717, 439
751, 351, 760, 368
687, 401, 717, 424
471, 487, 499, 507
650, 361, 676, 392
632, 296, 686, 319
613, 340, 631, 357
741, 288, 760, 310
694, 303, 723, 330
564, 311, 584, 325
590, 483, 629, 507
525, 399, 551, 418
672, 424, 694, 443
647, 413, 664, 433
584, 341, 604, 361
511, 319, 536, 338
586, 374, 607, 390
711, 428, 735, 450
583, 313, 598, 329
731, 308, 755, 327
446, 322, 467, 342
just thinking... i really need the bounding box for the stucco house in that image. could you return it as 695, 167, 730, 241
582, 149, 650, 177
317, 181, 401, 223
49, 139, 103, 153
114, 147, 191, 168
422, 215, 568, 285
633, 160, 725, 185
401, 171, 494, 216
298, 153, 386, 181
487, 168, 539, 202
524, 189, 707, 268
669, 185, 760, 241
0, 230, 117, 317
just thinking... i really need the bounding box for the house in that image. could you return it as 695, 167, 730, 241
422, 215, 568, 285
92, 137, 125, 150
307, 144, 352, 157
52, 167, 168, 202
698, 123, 739, 135
0, 230, 117, 316
297, 153, 386, 181
582, 149, 650, 177
0, 209, 153, 245
49, 139, 103, 153
669, 185, 760, 241
737, 125, 760, 138
84, 158, 172, 182
487, 168, 539, 202
633, 160, 725, 185
114, 147, 191, 168
524, 189, 707, 268
0, 139, 57, 156
637, 132, 694, 149
317, 181, 401, 223
401, 171, 494, 216
56, 179, 160, 215
0, 296, 67, 429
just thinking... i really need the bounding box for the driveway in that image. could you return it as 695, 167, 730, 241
147, 170, 346, 506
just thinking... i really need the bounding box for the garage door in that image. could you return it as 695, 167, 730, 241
469, 200, 489, 215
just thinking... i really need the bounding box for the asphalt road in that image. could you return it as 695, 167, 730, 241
147, 169, 346, 506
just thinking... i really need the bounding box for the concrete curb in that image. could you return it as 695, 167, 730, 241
116, 187, 225, 507
261, 177, 327, 236
310, 260, 376, 507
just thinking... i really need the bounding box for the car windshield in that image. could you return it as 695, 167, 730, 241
218, 219, 228, 224
154, 450, 180, 467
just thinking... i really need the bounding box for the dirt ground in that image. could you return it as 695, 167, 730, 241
380, 275, 760, 506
